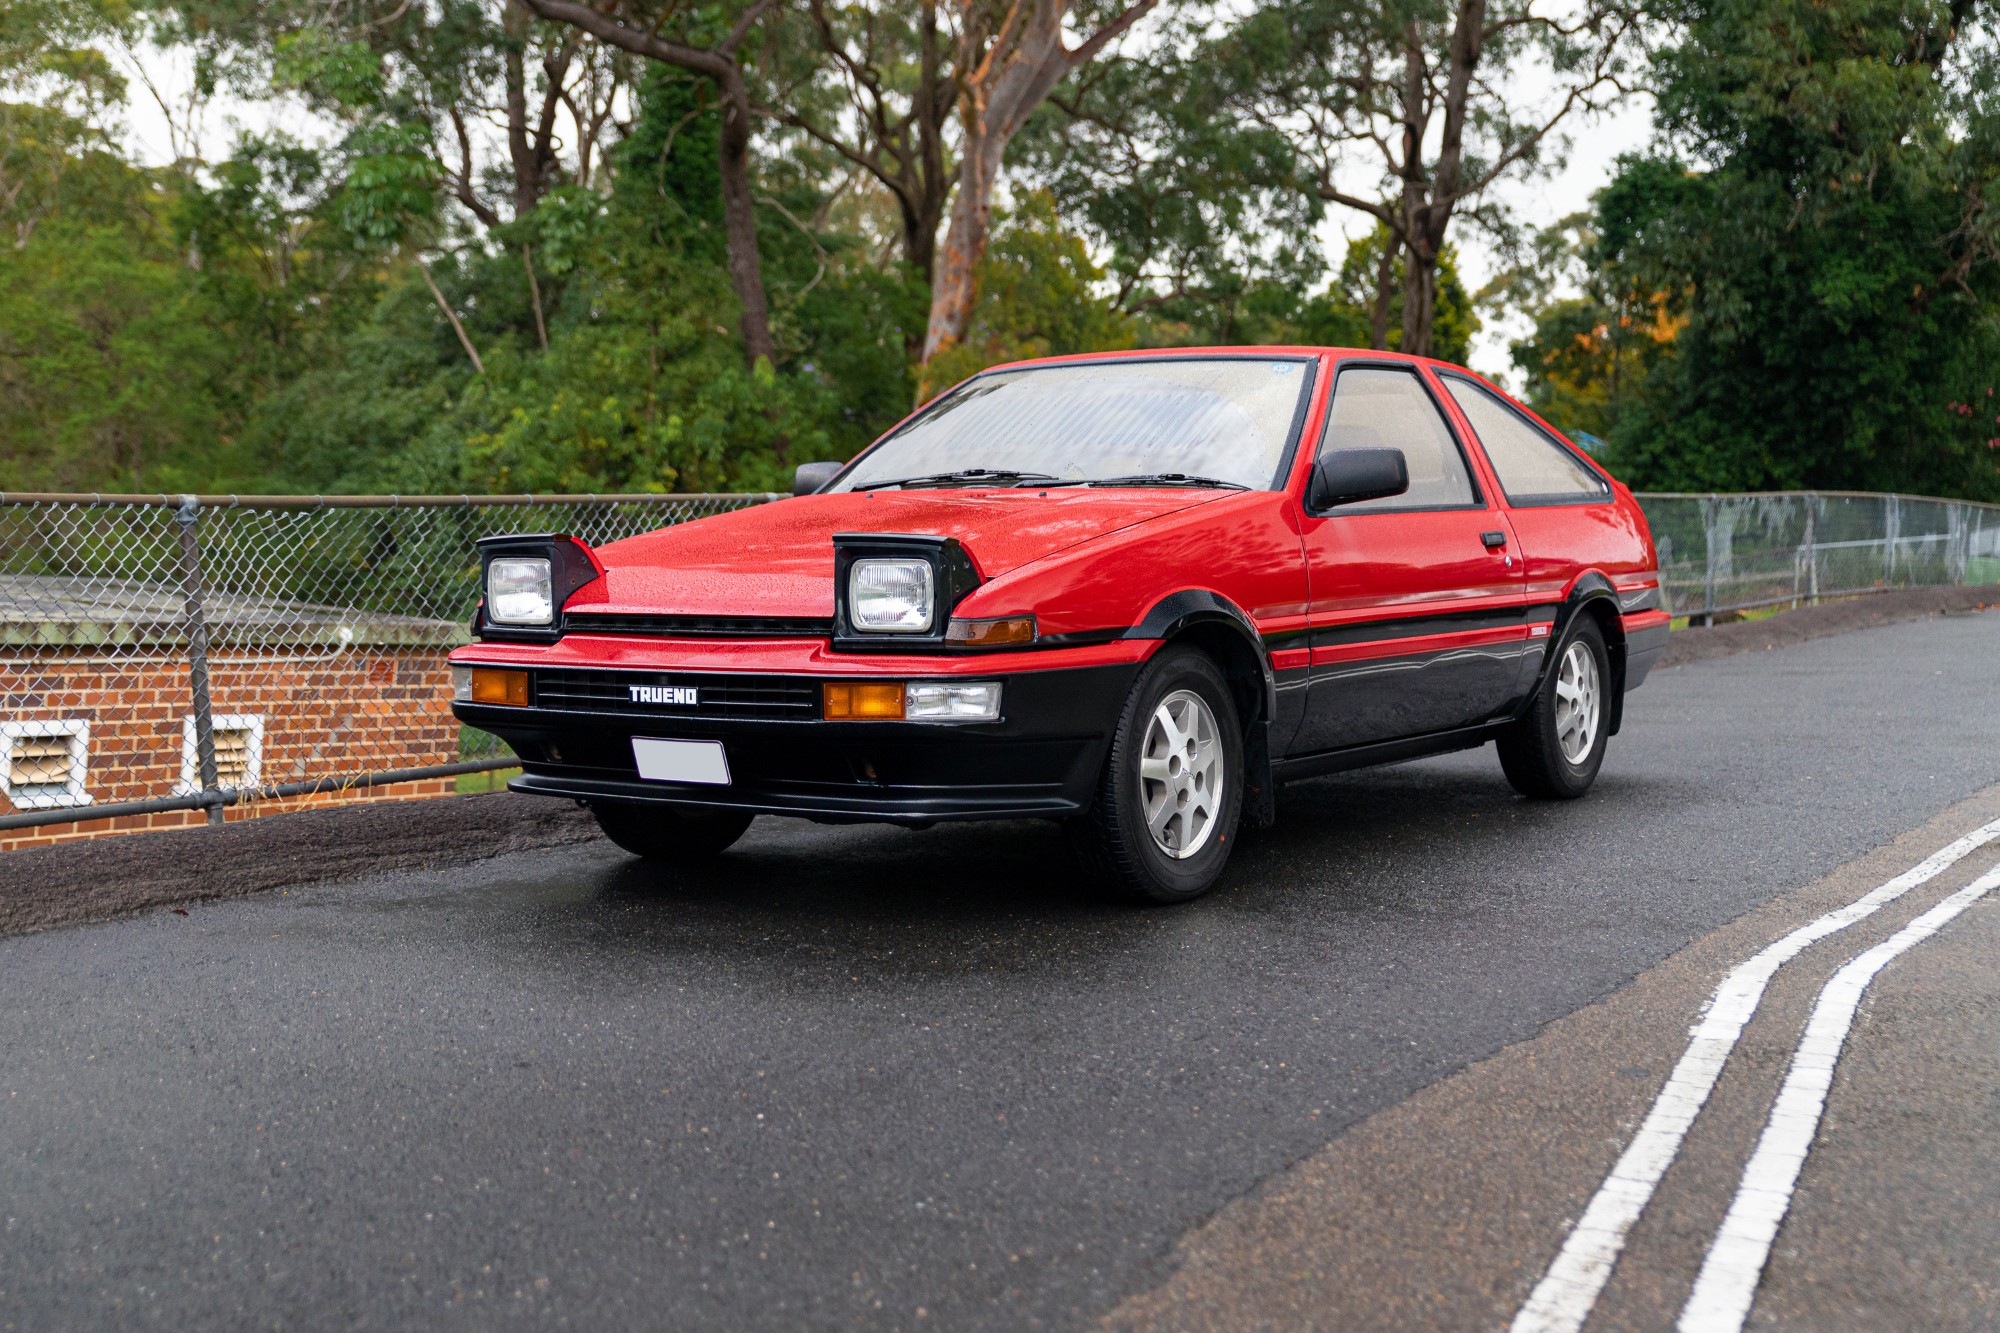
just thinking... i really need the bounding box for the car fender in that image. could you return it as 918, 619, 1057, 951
1125, 589, 1280, 829
1527, 572, 1630, 735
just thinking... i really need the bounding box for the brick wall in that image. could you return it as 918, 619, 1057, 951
2, 647, 466, 852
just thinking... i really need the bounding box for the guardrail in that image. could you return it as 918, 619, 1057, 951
3, 488, 1995, 837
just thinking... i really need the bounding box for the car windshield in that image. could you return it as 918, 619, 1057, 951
830, 357, 1312, 492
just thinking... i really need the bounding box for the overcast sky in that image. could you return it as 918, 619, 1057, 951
112, 38, 1655, 387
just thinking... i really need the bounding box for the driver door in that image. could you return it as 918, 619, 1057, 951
1295, 364, 1529, 754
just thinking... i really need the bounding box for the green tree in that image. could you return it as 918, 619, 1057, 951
1569, 0, 2000, 497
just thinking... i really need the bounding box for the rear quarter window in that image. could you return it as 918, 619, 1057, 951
1443, 376, 1609, 506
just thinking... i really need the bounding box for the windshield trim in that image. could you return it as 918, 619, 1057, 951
824, 353, 1323, 495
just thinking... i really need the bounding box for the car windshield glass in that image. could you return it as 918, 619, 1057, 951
830, 358, 1311, 491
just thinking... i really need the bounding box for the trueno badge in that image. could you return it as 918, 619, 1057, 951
630, 684, 698, 706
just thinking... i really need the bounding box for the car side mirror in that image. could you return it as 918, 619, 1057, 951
794, 461, 843, 497
1309, 448, 1409, 511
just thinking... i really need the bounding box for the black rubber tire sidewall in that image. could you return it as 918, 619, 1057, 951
1077, 647, 1245, 905
1497, 615, 1609, 799
592, 801, 755, 860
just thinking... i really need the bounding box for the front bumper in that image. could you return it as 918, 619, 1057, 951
453, 660, 1141, 825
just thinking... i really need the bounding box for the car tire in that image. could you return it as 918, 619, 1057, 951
1072, 646, 1245, 905
1497, 615, 1610, 799
591, 801, 755, 861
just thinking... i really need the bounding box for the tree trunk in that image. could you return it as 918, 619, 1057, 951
922, 135, 1002, 365
917, 0, 1158, 375
1401, 0, 1486, 358
1367, 228, 1402, 349
1399, 237, 1438, 356
717, 72, 777, 367
910, 0, 947, 283
510, 0, 778, 368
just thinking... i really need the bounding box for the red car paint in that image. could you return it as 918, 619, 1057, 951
451, 347, 1667, 825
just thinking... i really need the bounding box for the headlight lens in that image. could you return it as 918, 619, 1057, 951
849, 558, 934, 632
905, 681, 1002, 721
488, 557, 554, 625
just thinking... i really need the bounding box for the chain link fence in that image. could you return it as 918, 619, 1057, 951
3, 488, 1997, 839
0, 493, 771, 837
1640, 492, 2000, 619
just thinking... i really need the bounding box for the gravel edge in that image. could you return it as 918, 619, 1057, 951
1657, 583, 1998, 668
0, 793, 599, 937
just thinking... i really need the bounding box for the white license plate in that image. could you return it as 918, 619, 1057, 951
631, 738, 731, 785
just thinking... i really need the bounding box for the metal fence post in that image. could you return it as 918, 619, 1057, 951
1883, 493, 1900, 587
1803, 497, 1819, 605
174, 494, 224, 827
1702, 496, 1718, 620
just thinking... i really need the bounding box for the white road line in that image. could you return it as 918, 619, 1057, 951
1509, 817, 2000, 1333
1676, 859, 2000, 1332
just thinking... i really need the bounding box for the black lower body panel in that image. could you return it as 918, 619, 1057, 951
1624, 621, 1670, 690
455, 663, 1140, 826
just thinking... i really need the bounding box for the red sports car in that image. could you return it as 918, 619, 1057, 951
451, 348, 1668, 903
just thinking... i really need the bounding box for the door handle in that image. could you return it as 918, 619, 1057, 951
1480, 530, 1507, 549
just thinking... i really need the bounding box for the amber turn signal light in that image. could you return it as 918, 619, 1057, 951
945, 615, 1036, 646
470, 667, 530, 706
823, 681, 905, 720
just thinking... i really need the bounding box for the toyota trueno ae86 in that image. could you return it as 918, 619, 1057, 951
450, 348, 1669, 904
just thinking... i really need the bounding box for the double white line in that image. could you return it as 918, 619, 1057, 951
1511, 817, 2000, 1333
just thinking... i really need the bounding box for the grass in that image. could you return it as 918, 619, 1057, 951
456, 767, 521, 794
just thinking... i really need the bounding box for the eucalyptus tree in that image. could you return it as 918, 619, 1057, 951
1216, 0, 1646, 356
1009, 22, 1324, 337
756, 0, 957, 284
505, 0, 782, 364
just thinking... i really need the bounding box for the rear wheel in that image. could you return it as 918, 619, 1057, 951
1497, 616, 1609, 799
1072, 647, 1244, 905
591, 801, 755, 861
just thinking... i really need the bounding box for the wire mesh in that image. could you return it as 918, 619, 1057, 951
0, 494, 772, 831
1638, 492, 2000, 616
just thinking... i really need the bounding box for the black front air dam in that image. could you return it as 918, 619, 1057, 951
454, 662, 1140, 826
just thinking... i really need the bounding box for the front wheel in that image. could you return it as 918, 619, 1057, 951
1497, 616, 1610, 799
1072, 647, 1245, 905
591, 801, 755, 861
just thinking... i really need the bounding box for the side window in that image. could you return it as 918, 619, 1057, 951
1318, 367, 1478, 511
1443, 377, 1609, 505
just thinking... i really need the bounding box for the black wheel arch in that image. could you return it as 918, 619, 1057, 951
1530, 574, 1629, 735
1125, 590, 1278, 827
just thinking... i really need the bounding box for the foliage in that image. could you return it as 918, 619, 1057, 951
9, 0, 2000, 502
1515, 0, 2000, 498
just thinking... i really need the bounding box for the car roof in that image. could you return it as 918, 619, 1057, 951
979, 345, 1480, 378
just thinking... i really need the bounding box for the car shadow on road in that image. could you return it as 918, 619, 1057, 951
461, 752, 1685, 990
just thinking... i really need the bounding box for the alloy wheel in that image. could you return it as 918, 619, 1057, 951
1138, 688, 1224, 859
1555, 639, 1601, 765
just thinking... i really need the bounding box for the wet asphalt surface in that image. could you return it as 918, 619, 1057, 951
1, 611, 1997, 1331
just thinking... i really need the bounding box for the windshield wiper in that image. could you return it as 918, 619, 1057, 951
1044, 473, 1250, 490
854, 468, 1059, 491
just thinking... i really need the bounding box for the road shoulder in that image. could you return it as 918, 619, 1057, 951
1100, 784, 2000, 1332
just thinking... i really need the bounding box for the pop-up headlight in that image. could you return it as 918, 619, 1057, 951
831, 533, 982, 650
473, 533, 605, 642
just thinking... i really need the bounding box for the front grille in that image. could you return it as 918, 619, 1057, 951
533, 669, 819, 720
563, 613, 833, 639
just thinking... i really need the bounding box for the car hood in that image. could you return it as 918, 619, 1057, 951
573, 490, 1226, 619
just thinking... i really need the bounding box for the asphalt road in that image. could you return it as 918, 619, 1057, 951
2, 610, 1998, 1331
